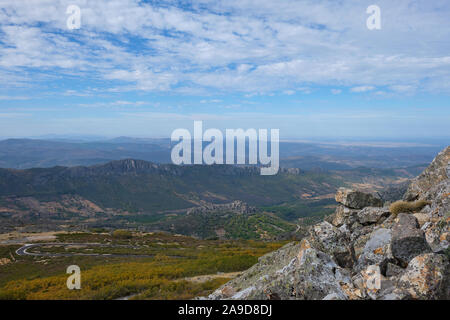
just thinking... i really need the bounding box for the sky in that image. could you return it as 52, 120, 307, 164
0, 0, 449, 140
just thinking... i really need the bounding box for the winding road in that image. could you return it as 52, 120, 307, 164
15, 243, 157, 258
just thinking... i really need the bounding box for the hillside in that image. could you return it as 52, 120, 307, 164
207, 146, 449, 300
0, 158, 422, 237
154, 201, 297, 240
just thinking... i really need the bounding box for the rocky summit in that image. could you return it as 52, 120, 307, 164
207, 147, 449, 300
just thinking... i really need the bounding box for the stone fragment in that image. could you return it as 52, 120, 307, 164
391, 213, 431, 266
335, 187, 383, 209
357, 207, 391, 225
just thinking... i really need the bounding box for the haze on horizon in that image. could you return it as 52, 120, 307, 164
0, 0, 449, 139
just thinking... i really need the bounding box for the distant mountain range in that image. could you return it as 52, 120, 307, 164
0, 137, 445, 170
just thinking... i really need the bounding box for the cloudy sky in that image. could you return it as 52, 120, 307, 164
0, 0, 449, 139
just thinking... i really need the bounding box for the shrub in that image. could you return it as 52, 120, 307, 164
389, 200, 430, 215
112, 229, 133, 239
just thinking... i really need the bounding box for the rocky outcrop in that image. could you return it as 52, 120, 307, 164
186, 201, 256, 215
207, 146, 450, 300
404, 146, 449, 201
335, 188, 383, 209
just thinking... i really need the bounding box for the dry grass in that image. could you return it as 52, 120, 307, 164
389, 200, 431, 215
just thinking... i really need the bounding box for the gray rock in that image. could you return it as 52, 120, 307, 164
421, 178, 450, 218
362, 228, 392, 253
354, 265, 400, 300
385, 262, 405, 278
208, 241, 354, 300
335, 187, 383, 209
398, 253, 449, 299
331, 205, 358, 227
391, 213, 431, 266
357, 207, 391, 225
404, 146, 449, 201
205, 147, 450, 301
290, 248, 353, 300
423, 217, 449, 253
310, 221, 355, 268
355, 228, 393, 272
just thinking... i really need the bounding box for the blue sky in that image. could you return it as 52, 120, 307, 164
0, 0, 449, 139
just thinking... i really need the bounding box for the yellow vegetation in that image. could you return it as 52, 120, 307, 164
0, 238, 283, 300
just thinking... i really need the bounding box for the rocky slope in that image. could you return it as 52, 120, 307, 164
207, 146, 449, 300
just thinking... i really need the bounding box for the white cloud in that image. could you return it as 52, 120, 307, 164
389, 85, 416, 93
200, 99, 222, 103
0, 95, 30, 100
0, 113, 31, 118
350, 86, 376, 93
0, 0, 449, 94
331, 89, 342, 94
77, 100, 152, 108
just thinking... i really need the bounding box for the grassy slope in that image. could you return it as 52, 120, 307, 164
0, 233, 286, 300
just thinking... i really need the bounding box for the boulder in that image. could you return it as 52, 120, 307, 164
355, 228, 393, 272
348, 221, 378, 259
391, 213, 431, 266
335, 188, 383, 209
310, 221, 355, 268
209, 243, 355, 300
357, 207, 391, 225
398, 253, 449, 299
331, 205, 358, 227
358, 265, 397, 300
291, 248, 353, 300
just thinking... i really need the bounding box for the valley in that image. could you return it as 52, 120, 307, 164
0, 143, 446, 300
0, 159, 421, 238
